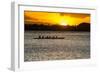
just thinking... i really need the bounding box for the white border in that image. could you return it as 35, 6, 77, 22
11, 2, 97, 71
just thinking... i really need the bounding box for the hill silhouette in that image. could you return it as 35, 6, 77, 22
25, 22, 90, 31
76, 23, 90, 31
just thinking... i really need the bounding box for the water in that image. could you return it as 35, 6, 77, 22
24, 31, 90, 62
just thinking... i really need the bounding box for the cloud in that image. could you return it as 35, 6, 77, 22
24, 11, 90, 26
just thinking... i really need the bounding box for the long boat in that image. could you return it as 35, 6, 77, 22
34, 36, 65, 39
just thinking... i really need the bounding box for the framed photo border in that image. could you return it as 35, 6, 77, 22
11, 1, 97, 71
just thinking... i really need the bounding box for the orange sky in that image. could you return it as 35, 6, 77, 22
24, 11, 90, 26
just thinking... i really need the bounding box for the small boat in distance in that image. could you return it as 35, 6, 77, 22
34, 35, 65, 39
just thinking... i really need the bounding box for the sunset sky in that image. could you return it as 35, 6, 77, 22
24, 11, 90, 26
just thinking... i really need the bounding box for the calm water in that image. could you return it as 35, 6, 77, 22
24, 31, 90, 62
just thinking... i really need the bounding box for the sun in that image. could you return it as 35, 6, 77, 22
60, 21, 67, 26
60, 17, 68, 26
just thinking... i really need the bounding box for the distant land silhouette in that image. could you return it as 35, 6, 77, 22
25, 22, 90, 31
